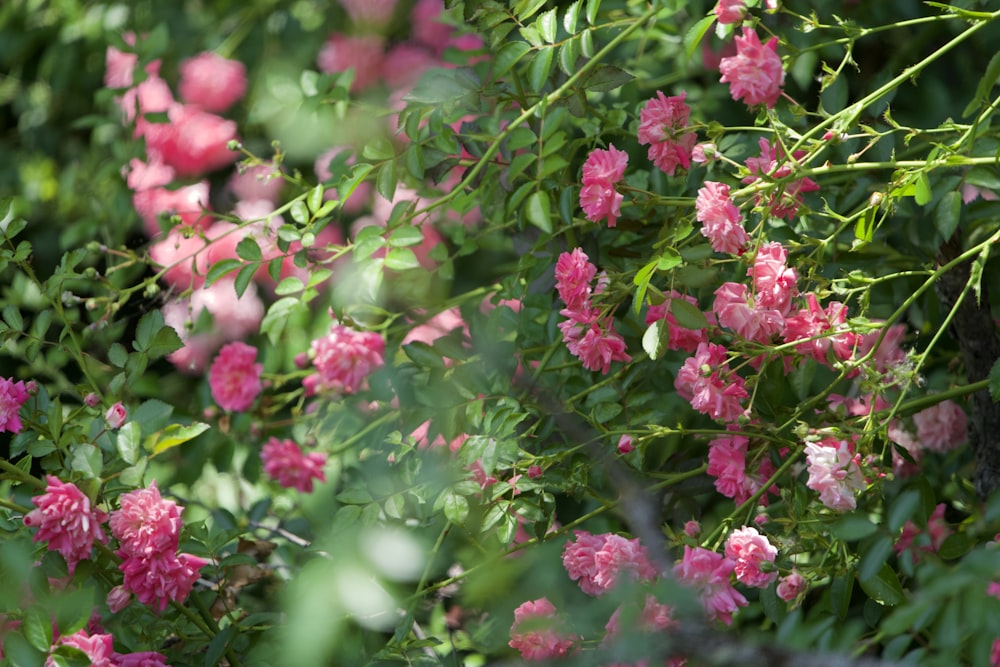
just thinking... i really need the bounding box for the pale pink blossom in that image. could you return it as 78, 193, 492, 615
695, 181, 748, 254
0, 377, 30, 433
125, 157, 175, 192
104, 41, 139, 89
555, 248, 598, 312
508, 598, 576, 660
714, 0, 747, 24
317, 33, 385, 92
381, 43, 439, 90
895, 503, 951, 563
637, 91, 697, 176
992, 639, 1000, 667
888, 419, 923, 477
580, 144, 628, 227
645, 293, 712, 353
110, 481, 182, 559
604, 594, 675, 638
673, 546, 747, 624
913, 400, 967, 453
691, 142, 717, 164
749, 242, 798, 314
24, 476, 109, 574
804, 438, 864, 511
144, 104, 239, 178
713, 282, 784, 343
562, 531, 657, 596
303, 322, 385, 395
178, 52, 247, 113
229, 162, 284, 204
261, 438, 328, 492
724, 526, 777, 588
776, 571, 806, 602
105, 402, 127, 429
742, 138, 820, 220
782, 293, 857, 365
719, 28, 785, 108
209, 341, 263, 412
46, 631, 116, 667
134, 180, 212, 238
411, 0, 453, 55
119, 73, 174, 125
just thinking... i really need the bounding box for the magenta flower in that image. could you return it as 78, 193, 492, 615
24, 476, 109, 574
895, 503, 951, 563
804, 438, 864, 511
46, 631, 116, 667
913, 400, 968, 453
143, 103, 239, 178
674, 343, 748, 423
554, 248, 598, 312
580, 144, 628, 227
719, 27, 785, 108
119, 551, 208, 612
508, 598, 576, 660
261, 438, 328, 493
749, 242, 798, 315
742, 138, 820, 220
317, 33, 385, 92
115, 651, 172, 667
724, 526, 778, 588
695, 181, 748, 254
0, 377, 29, 434
179, 51, 247, 113
673, 546, 747, 625
209, 341, 263, 412
110, 481, 183, 559
302, 323, 385, 395
776, 571, 806, 602
637, 91, 698, 176
782, 293, 857, 366
559, 314, 632, 375
562, 530, 657, 596
713, 282, 784, 343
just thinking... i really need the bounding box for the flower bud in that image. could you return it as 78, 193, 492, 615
105, 402, 127, 429
617, 434, 635, 454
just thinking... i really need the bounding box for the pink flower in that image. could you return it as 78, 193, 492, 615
105, 41, 139, 89
209, 342, 263, 412
684, 520, 701, 537
724, 526, 777, 588
695, 182, 748, 254
714, 0, 747, 24
46, 631, 116, 667
317, 33, 385, 92
718, 28, 785, 108
0, 377, 29, 433
742, 138, 820, 220
23, 476, 109, 574
562, 531, 657, 596
261, 438, 328, 492
782, 293, 857, 366
856, 323, 907, 375
617, 434, 635, 454
115, 652, 172, 667
229, 162, 284, 204
110, 481, 182, 559
580, 144, 628, 227
804, 438, 864, 511
913, 400, 967, 453
411, 0, 453, 55
144, 104, 240, 178
992, 638, 1000, 667
178, 52, 247, 113
637, 91, 697, 176
673, 546, 747, 624
125, 157, 175, 192
749, 242, 798, 315
645, 292, 712, 353
303, 322, 385, 395
118, 73, 174, 125
691, 142, 717, 164
105, 402, 127, 429
508, 598, 576, 660
674, 343, 748, 423
559, 315, 632, 375
555, 249, 598, 312
107, 585, 132, 613
134, 180, 212, 239
341, 0, 398, 30
119, 551, 208, 612
713, 282, 784, 343
776, 571, 806, 602
895, 503, 951, 563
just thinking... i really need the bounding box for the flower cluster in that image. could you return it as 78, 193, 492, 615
695, 181, 748, 255
298, 320, 386, 395
673, 545, 747, 625
803, 437, 865, 511
109, 482, 208, 612
0, 376, 30, 434
508, 598, 576, 661
46, 629, 171, 667
562, 530, 658, 596
208, 341, 263, 411
554, 249, 631, 374
674, 342, 748, 423
719, 28, 785, 108
637, 91, 697, 176
707, 433, 777, 505
580, 144, 628, 227
724, 526, 778, 588
24, 476, 109, 574
261, 437, 328, 493
742, 138, 820, 220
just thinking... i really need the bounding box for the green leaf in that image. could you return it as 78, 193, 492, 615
858, 562, 905, 606
563, 0, 582, 33
859, 534, 894, 583
442, 492, 469, 524
205, 625, 237, 667
914, 172, 932, 206
935, 191, 962, 240
116, 421, 141, 466
585, 0, 601, 25
69, 443, 102, 479
261, 296, 302, 344
584, 65, 634, 92
307, 184, 324, 213
384, 247, 420, 271
205, 258, 242, 287
855, 205, 876, 244
656, 248, 683, 271
3, 304, 23, 332
670, 298, 707, 330
963, 50, 1000, 117
558, 39, 580, 76
684, 15, 716, 60
513, 0, 547, 21
275, 276, 305, 295
528, 47, 555, 91
146, 422, 211, 456
506, 127, 537, 150
289, 200, 309, 224
387, 225, 424, 248
632, 258, 657, 315
234, 262, 258, 298
537, 8, 558, 42
937, 533, 973, 560
24, 606, 53, 652
832, 513, 879, 541
363, 136, 396, 161
887, 489, 921, 532
377, 159, 398, 201
403, 341, 446, 370
525, 190, 552, 233
989, 359, 1000, 402
642, 320, 663, 360
132, 399, 174, 431
236, 236, 262, 262
108, 342, 128, 368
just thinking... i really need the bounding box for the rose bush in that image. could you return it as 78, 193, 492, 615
3, 0, 1000, 665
